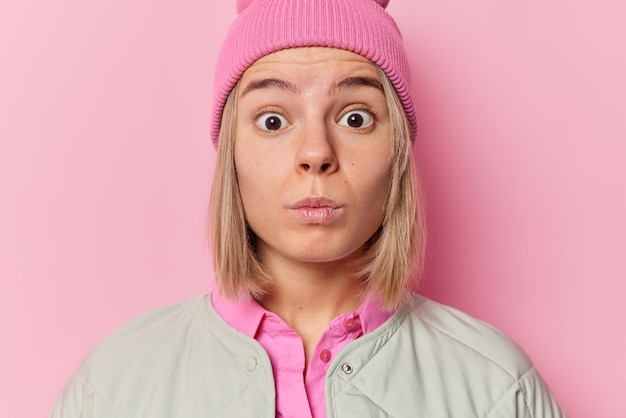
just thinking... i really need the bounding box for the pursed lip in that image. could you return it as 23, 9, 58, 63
288, 196, 343, 224
288, 196, 341, 210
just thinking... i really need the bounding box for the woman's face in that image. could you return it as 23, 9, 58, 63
234, 47, 392, 268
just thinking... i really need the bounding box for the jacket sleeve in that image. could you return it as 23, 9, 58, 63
486, 367, 567, 418
49, 374, 118, 418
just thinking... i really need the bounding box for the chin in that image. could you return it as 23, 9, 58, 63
287, 246, 365, 266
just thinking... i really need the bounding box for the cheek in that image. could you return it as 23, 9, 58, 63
367, 170, 392, 214
350, 158, 392, 223
353, 149, 392, 195
234, 155, 262, 208
234, 144, 286, 222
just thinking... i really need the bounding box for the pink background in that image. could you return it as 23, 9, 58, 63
1, 1, 624, 416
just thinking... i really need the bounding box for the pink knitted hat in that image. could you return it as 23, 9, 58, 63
211, 0, 416, 146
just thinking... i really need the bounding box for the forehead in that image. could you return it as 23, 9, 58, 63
240, 47, 380, 86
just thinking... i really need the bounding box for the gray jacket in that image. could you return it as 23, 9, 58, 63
51, 293, 566, 417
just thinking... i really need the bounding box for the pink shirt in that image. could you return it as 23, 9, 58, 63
211, 290, 393, 418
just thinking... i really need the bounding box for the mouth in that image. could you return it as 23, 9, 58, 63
289, 196, 341, 210
288, 197, 342, 224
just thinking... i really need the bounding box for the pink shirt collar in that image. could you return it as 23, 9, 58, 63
210, 281, 395, 418
210, 282, 394, 339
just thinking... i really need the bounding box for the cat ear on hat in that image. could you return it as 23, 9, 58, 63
237, 0, 390, 14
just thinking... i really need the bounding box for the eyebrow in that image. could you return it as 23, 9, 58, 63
240, 78, 299, 97
333, 76, 384, 93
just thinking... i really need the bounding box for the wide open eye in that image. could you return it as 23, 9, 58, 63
338, 110, 374, 129
255, 113, 289, 131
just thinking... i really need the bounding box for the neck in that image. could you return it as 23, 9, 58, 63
261, 260, 365, 321
258, 253, 366, 363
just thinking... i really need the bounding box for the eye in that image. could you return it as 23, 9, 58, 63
338, 110, 373, 129
255, 113, 289, 132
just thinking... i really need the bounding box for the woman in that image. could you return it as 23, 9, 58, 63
51, 0, 566, 416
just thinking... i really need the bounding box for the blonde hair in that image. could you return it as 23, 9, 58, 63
209, 67, 425, 310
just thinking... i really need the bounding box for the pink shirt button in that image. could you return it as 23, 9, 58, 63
344, 317, 356, 331
319, 349, 332, 363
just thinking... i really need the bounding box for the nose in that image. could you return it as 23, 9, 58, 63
295, 124, 338, 175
